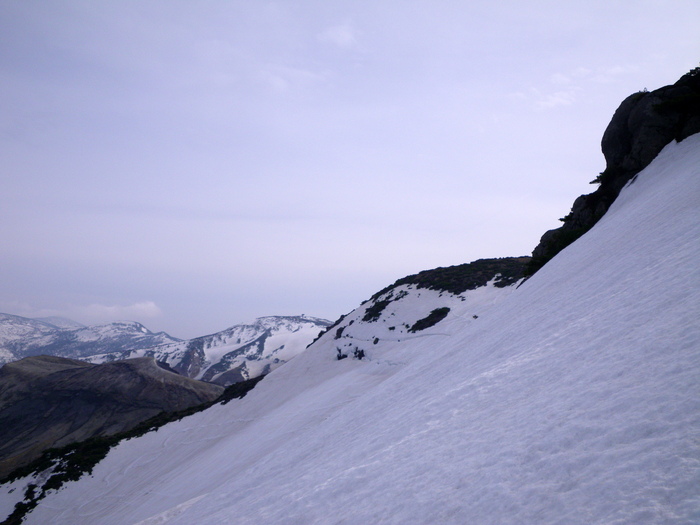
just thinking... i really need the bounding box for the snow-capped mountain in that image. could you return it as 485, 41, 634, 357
0, 314, 181, 365
0, 314, 332, 387
86, 315, 332, 385
4, 131, 697, 523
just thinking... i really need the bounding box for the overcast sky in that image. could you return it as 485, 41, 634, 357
1, 1, 698, 339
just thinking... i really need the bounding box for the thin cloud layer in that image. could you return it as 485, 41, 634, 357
318, 22, 357, 49
76, 302, 164, 325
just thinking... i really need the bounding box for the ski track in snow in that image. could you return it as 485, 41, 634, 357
2, 135, 699, 524
134, 494, 209, 525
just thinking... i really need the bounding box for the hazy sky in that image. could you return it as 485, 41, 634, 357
1, 1, 698, 338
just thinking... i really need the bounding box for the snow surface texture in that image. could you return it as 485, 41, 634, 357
4, 135, 700, 524
86, 316, 331, 384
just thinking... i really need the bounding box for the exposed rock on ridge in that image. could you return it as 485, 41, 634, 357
0, 355, 223, 479
528, 67, 700, 274
371, 257, 531, 300
309, 256, 529, 363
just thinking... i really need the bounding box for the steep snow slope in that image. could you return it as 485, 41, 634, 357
86, 316, 331, 385
5, 135, 699, 524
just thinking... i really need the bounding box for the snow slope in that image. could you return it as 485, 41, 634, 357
5, 135, 700, 524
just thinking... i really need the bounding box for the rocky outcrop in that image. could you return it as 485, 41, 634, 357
528, 67, 700, 275
172, 337, 207, 377
0, 355, 223, 479
371, 256, 531, 300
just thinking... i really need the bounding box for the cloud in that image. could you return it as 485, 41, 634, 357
0, 301, 163, 326
519, 64, 621, 109
78, 301, 163, 323
318, 22, 357, 49
571, 67, 592, 78
515, 86, 579, 110
260, 64, 326, 94
536, 90, 577, 109
550, 73, 571, 85
591, 64, 641, 83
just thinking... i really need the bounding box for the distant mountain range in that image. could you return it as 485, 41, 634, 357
0, 314, 180, 364
0, 314, 331, 386
84, 315, 332, 385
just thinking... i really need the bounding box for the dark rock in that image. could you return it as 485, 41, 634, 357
371, 257, 531, 299
528, 68, 700, 275
210, 365, 247, 386
408, 307, 451, 333
172, 337, 207, 377
156, 360, 179, 374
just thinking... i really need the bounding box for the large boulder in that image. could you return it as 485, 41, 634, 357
529, 67, 700, 274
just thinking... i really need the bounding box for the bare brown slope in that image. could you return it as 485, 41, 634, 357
0, 355, 223, 478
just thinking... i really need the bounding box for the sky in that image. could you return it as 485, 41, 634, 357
1, 1, 698, 339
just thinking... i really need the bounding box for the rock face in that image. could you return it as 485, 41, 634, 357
529, 67, 700, 275
0, 355, 223, 479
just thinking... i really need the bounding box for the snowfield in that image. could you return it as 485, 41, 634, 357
3, 135, 699, 524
